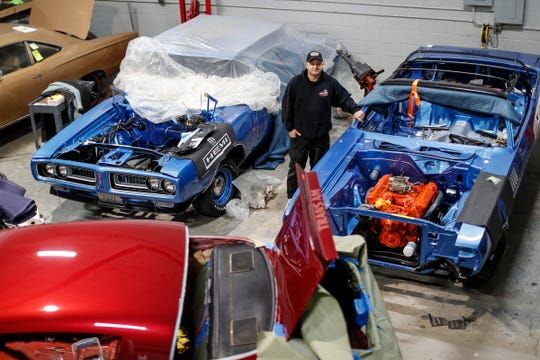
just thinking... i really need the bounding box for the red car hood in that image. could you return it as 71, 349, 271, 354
0, 220, 187, 356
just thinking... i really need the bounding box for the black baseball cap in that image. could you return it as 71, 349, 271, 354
306, 50, 323, 62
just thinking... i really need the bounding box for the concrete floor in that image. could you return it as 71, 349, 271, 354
1, 117, 539, 359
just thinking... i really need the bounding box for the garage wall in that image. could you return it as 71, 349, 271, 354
91, 0, 540, 76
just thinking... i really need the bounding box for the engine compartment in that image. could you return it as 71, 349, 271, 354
327, 149, 477, 265
55, 101, 217, 172
365, 175, 440, 252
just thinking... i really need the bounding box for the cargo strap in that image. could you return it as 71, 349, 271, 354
408, 79, 421, 129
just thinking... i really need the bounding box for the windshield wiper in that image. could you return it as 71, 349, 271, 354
475, 129, 498, 139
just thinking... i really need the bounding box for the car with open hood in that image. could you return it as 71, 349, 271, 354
298, 45, 540, 282
0, 168, 400, 359
30, 15, 341, 216
0, 0, 137, 129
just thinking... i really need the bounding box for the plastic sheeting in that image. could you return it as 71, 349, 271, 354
114, 15, 341, 124
114, 36, 281, 123
225, 198, 250, 220
232, 170, 282, 209
154, 15, 340, 90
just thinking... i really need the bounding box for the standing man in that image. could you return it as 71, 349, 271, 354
283, 50, 365, 198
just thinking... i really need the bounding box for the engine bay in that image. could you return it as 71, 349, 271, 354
54, 100, 220, 172
327, 148, 478, 266
365, 175, 440, 255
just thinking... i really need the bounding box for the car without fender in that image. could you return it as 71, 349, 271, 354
0, 168, 400, 359
292, 45, 540, 283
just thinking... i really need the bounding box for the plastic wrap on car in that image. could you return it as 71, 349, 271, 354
113, 16, 340, 124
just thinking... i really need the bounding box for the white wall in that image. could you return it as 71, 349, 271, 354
91, 0, 540, 77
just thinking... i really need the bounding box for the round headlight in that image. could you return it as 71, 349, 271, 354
163, 180, 176, 194
147, 177, 161, 191
44, 164, 55, 176
57, 165, 70, 178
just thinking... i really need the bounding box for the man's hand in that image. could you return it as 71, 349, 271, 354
353, 110, 365, 122
288, 129, 302, 138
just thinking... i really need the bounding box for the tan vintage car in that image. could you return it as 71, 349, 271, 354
0, 0, 137, 130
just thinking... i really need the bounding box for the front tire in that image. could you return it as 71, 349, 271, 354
193, 159, 238, 217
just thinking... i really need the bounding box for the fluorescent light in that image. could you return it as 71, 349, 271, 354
37, 250, 77, 258
94, 322, 147, 331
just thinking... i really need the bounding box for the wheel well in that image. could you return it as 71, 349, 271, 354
81, 70, 106, 81
227, 145, 246, 166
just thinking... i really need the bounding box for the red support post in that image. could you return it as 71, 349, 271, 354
179, 0, 186, 23
205, 0, 211, 15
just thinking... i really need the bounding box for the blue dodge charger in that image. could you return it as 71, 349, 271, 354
304, 45, 540, 282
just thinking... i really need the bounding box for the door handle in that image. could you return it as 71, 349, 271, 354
32, 74, 43, 79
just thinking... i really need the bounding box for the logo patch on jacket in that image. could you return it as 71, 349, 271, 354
319, 89, 329, 97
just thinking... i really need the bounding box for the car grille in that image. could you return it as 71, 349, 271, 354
69, 167, 96, 184
111, 173, 149, 191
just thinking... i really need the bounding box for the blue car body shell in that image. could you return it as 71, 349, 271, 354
299, 46, 540, 279
31, 97, 273, 211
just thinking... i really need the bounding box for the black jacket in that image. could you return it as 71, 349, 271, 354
282, 70, 361, 139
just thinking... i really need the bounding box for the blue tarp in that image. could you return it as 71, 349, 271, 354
254, 113, 290, 169
360, 84, 522, 124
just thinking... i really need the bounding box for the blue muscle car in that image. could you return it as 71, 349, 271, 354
30, 16, 340, 216
308, 46, 540, 282
31, 96, 272, 216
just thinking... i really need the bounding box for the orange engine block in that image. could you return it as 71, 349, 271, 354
366, 175, 438, 249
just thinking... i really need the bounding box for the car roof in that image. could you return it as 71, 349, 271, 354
0, 220, 187, 353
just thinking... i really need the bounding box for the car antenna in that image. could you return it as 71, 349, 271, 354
181, 101, 193, 118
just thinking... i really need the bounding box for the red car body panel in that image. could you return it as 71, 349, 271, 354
270, 165, 337, 337
0, 220, 187, 358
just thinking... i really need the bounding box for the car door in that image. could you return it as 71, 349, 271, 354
0, 41, 49, 128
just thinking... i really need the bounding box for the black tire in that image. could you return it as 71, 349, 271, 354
193, 159, 238, 217
82, 72, 106, 107
463, 233, 508, 287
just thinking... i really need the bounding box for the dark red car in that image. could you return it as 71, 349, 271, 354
0, 168, 337, 359
0, 169, 396, 359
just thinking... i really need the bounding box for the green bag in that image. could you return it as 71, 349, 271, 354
259, 234, 402, 360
